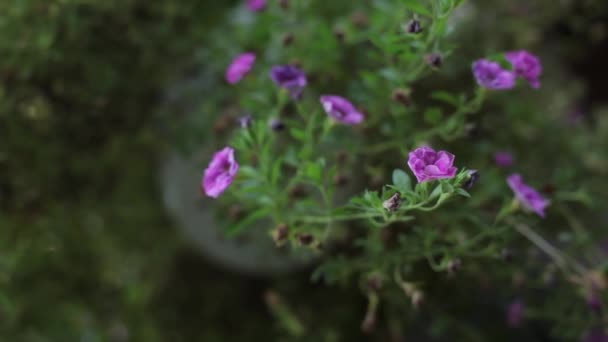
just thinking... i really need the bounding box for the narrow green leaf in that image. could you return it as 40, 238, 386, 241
400, 0, 433, 16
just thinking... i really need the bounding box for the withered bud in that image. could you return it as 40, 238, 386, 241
336, 150, 349, 164
447, 258, 462, 274
288, 185, 307, 199
213, 114, 234, 135
405, 19, 423, 34
264, 290, 280, 307
367, 274, 384, 291
279, 0, 289, 10
350, 12, 369, 28
383, 193, 402, 212
228, 205, 245, 221
272, 224, 289, 246
334, 28, 346, 43
282, 33, 294, 46
269, 118, 285, 131
411, 291, 424, 309
391, 88, 411, 106
296, 233, 314, 245
425, 53, 443, 68
334, 174, 349, 186
361, 312, 376, 333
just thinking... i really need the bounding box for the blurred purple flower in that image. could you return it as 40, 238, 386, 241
202, 147, 239, 198
494, 151, 514, 167
239, 115, 253, 128
270, 65, 307, 99
506, 50, 542, 89
407, 146, 458, 183
320, 95, 364, 125
225, 53, 256, 84
507, 174, 550, 217
247, 0, 266, 12
472, 59, 516, 90
507, 300, 524, 327
583, 329, 608, 342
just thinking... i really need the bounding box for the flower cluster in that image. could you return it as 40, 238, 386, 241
472, 50, 542, 90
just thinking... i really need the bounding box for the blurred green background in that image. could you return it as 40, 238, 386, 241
1, 0, 607, 341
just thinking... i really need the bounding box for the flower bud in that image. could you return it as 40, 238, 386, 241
336, 150, 349, 165
391, 88, 411, 106
425, 53, 443, 69
367, 273, 384, 291
272, 223, 289, 246
282, 33, 294, 46
279, 0, 289, 10
587, 291, 603, 314
238, 115, 252, 128
269, 118, 285, 131
228, 205, 245, 221
463, 169, 480, 189
334, 174, 349, 186
333, 28, 346, 43
296, 233, 314, 246
288, 185, 307, 199
405, 19, 422, 34
447, 258, 462, 274
383, 193, 402, 212
411, 291, 424, 309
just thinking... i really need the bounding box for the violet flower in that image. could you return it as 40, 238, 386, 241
584, 329, 608, 342
320, 95, 365, 125
506, 50, 542, 89
494, 151, 514, 167
472, 59, 516, 90
246, 0, 266, 12
507, 300, 524, 328
238, 115, 253, 128
407, 146, 458, 183
270, 65, 307, 99
225, 53, 256, 84
507, 174, 550, 217
202, 147, 239, 198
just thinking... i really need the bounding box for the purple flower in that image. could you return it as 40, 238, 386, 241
407, 146, 458, 183
202, 147, 239, 198
507, 174, 550, 217
494, 151, 514, 167
246, 0, 266, 12
225, 53, 256, 84
507, 300, 524, 328
270, 65, 307, 99
472, 59, 516, 90
584, 329, 608, 342
320, 95, 365, 125
506, 50, 542, 89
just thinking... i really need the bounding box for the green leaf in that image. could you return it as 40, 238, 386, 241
431, 91, 460, 107
305, 162, 322, 182
456, 188, 471, 198
424, 107, 443, 125
399, 0, 433, 16
392, 169, 412, 192
226, 208, 271, 237
440, 181, 454, 194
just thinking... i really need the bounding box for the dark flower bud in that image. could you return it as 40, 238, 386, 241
272, 223, 289, 246
269, 118, 285, 131
296, 233, 314, 245
333, 28, 346, 43
541, 183, 556, 195
391, 88, 411, 106
383, 193, 402, 212
501, 248, 513, 262
405, 19, 423, 34
282, 33, 294, 46
228, 205, 245, 221
463, 169, 480, 189
411, 291, 424, 309
587, 291, 603, 314
213, 114, 234, 135
447, 258, 462, 274
425, 53, 443, 68
350, 12, 369, 28
334, 174, 349, 186
279, 0, 289, 10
